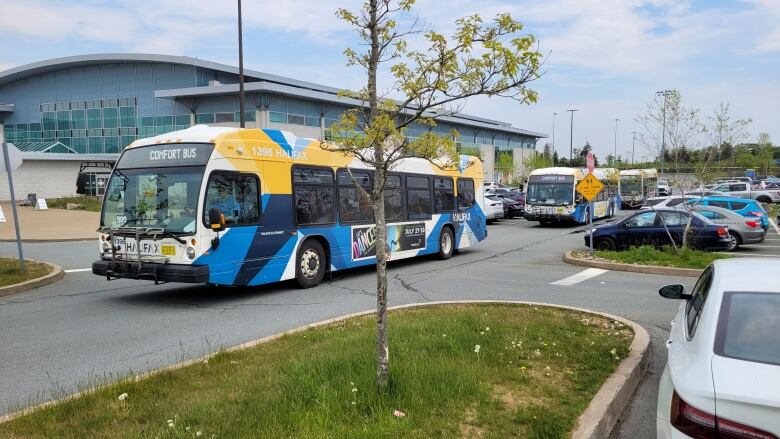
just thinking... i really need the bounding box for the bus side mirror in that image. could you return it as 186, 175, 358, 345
209, 208, 226, 232
76, 173, 89, 195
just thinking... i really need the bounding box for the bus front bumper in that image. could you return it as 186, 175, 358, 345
523, 213, 576, 222
92, 260, 209, 284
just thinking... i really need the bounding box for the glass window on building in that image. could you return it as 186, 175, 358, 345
57, 111, 70, 130
88, 137, 104, 154
215, 112, 233, 123
196, 113, 215, 124
103, 107, 118, 128
269, 111, 285, 123
104, 137, 120, 154
120, 106, 136, 128
287, 114, 305, 125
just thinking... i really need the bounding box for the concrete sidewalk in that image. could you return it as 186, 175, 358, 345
0, 202, 98, 241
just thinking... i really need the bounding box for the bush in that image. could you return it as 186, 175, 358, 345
596, 245, 731, 269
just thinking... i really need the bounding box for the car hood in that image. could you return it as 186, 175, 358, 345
711, 355, 780, 434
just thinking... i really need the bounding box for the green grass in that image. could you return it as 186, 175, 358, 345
45, 196, 102, 212
0, 304, 632, 438
0, 258, 53, 288
596, 245, 732, 269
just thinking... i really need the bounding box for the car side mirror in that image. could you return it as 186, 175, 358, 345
209, 208, 226, 232
659, 284, 692, 300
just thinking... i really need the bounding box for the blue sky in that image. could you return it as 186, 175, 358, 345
1, 0, 778, 160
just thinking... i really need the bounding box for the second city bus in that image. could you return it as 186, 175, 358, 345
523, 166, 620, 224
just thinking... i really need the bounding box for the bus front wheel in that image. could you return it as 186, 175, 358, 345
296, 239, 326, 288
438, 227, 454, 260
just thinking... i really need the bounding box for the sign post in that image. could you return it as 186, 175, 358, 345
586, 152, 595, 257
576, 168, 605, 259
2, 143, 25, 271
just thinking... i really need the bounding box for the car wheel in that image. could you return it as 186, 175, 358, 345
727, 232, 741, 251
437, 227, 454, 260
596, 237, 617, 251
539, 219, 548, 226
757, 196, 771, 204
295, 239, 326, 288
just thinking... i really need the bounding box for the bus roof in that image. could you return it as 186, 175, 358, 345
125, 125, 482, 178
528, 167, 582, 177
619, 168, 658, 177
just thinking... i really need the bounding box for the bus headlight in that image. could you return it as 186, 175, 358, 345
186, 247, 196, 260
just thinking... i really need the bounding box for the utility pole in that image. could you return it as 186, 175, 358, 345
656, 90, 674, 174
631, 131, 637, 165
238, 0, 246, 128
613, 118, 620, 165
567, 109, 578, 162
552, 112, 558, 160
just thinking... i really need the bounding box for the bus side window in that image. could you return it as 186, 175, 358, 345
338, 169, 373, 224
406, 176, 432, 220
293, 166, 336, 226
457, 178, 475, 211
384, 175, 404, 223
203, 173, 261, 226
434, 177, 455, 213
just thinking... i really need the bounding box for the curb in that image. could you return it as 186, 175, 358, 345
0, 259, 64, 298
0, 300, 651, 439
0, 238, 96, 243
564, 250, 703, 277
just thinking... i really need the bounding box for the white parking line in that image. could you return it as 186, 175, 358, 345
64, 268, 92, 273
551, 268, 608, 286
770, 219, 780, 237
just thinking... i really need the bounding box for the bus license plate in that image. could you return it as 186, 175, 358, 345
161, 245, 176, 256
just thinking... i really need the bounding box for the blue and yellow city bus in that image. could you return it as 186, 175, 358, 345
524, 167, 620, 224
92, 125, 487, 288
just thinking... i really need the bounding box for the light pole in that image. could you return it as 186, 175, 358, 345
552, 112, 558, 161
238, 0, 246, 128
656, 90, 675, 174
613, 118, 620, 165
631, 131, 637, 165
567, 109, 578, 162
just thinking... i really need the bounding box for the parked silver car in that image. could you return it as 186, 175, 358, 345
691, 205, 766, 251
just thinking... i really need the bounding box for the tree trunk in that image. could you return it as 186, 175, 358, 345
365, 0, 390, 389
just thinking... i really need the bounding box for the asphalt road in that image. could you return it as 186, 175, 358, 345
0, 216, 727, 437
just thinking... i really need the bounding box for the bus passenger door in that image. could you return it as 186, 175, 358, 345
199, 172, 264, 286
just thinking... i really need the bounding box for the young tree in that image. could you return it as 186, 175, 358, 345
328, 0, 542, 387
707, 102, 752, 164
495, 151, 514, 183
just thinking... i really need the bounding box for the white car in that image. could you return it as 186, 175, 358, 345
483, 195, 505, 222
641, 196, 697, 210
657, 258, 780, 438
657, 179, 671, 196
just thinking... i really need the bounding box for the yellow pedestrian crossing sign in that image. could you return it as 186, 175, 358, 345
576, 173, 605, 202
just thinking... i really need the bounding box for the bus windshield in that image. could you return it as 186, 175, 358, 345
526, 182, 573, 205
101, 167, 205, 234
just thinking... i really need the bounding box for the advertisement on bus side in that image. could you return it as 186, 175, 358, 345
351, 222, 426, 261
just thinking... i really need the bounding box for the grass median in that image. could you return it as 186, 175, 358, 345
0, 304, 632, 438
594, 245, 732, 269
0, 258, 53, 288
46, 196, 102, 212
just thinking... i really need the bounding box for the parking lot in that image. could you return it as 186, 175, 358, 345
1, 212, 778, 437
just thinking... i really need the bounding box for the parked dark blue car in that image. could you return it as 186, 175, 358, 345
584, 208, 732, 251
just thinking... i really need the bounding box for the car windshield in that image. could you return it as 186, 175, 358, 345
716, 292, 780, 366
526, 182, 573, 205
101, 167, 205, 234
620, 176, 642, 195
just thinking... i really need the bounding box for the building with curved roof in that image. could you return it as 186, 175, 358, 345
0, 53, 545, 200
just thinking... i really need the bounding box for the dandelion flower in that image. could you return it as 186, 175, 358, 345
480, 331, 485, 335
351, 401, 356, 405
474, 344, 481, 354
352, 387, 358, 393
117, 393, 128, 401
609, 348, 617, 356
196, 431, 202, 437
167, 420, 175, 428
485, 327, 490, 332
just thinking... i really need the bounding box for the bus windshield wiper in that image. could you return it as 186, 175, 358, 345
162, 230, 186, 244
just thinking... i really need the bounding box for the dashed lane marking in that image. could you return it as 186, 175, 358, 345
550, 268, 608, 286
770, 219, 780, 237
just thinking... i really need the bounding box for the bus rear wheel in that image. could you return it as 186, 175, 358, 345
296, 239, 326, 288
438, 227, 454, 260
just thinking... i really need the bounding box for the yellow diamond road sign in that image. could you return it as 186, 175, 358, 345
576, 173, 605, 202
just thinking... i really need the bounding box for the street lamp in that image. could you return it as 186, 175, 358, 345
552, 112, 558, 160
567, 109, 578, 162
656, 90, 675, 174
238, 0, 246, 128
631, 131, 637, 165
613, 118, 620, 164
